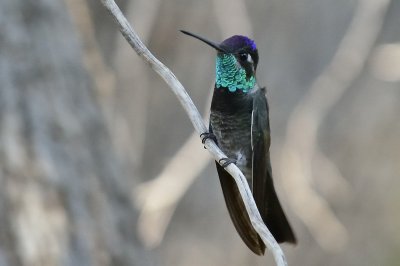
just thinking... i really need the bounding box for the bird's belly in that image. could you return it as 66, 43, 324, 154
210, 112, 253, 180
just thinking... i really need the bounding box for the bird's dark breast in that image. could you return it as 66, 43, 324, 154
210, 89, 253, 179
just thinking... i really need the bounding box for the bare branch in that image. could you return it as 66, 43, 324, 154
99, 0, 287, 265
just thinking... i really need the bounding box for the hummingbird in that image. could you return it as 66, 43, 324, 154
181, 30, 296, 255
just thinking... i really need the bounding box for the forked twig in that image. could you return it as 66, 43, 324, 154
99, 0, 287, 265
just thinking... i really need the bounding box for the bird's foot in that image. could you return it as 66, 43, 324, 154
218, 158, 237, 168
200, 132, 217, 144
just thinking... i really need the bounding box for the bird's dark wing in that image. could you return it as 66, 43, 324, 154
210, 124, 266, 255
251, 87, 297, 244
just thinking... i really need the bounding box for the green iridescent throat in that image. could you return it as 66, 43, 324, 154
215, 54, 255, 93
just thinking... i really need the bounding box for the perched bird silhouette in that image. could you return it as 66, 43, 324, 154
181, 30, 296, 255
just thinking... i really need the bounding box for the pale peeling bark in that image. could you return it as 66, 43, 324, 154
0, 0, 152, 265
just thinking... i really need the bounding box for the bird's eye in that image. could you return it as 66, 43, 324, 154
239, 53, 248, 61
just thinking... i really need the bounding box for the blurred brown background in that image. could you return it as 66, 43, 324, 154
0, 0, 399, 265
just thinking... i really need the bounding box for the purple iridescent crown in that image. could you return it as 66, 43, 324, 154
220, 35, 257, 53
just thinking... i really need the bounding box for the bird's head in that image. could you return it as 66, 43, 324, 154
181, 30, 258, 93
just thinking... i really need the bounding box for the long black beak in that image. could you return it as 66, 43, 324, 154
180, 30, 227, 53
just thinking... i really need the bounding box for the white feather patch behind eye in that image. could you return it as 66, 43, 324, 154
247, 54, 253, 63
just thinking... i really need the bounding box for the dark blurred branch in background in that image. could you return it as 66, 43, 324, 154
99, 0, 288, 265
279, 0, 390, 252
65, 0, 117, 133
0, 0, 152, 264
